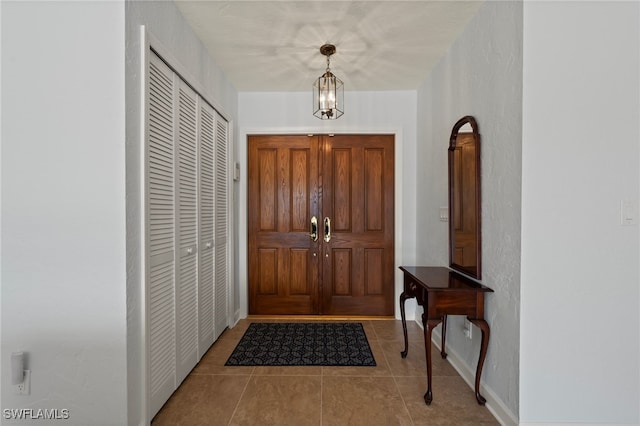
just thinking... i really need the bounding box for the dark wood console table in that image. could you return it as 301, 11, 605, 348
399, 266, 493, 405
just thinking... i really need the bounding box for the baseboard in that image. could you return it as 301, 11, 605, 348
519, 424, 639, 426
414, 320, 519, 426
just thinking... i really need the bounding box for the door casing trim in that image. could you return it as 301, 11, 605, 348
237, 127, 406, 321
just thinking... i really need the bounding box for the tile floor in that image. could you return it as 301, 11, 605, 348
152, 319, 499, 425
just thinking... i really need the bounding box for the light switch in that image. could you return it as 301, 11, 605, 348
439, 207, 449, 222
620, 199, 638, 226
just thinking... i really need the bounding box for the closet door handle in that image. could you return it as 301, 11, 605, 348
309, 216, 318, 241
324, 217, 331, 242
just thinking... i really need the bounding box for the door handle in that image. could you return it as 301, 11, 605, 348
310, 216, 318, 241
324, 217, 331, 242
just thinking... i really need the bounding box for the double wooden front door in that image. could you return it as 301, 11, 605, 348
248, 134, 394, 315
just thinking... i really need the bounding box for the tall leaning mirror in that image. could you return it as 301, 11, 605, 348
448, 116, 481, 279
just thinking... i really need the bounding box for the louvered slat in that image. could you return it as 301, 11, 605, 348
148, 61, 175, 260
214, 115, 229, 339
198, 102, 215, 356
175, 81, 198, 384
215, 118, 228, 245
178, 258, 198, 359
215, 242, 228, 340
147, 54, 176, 411
178, 87, 198, 250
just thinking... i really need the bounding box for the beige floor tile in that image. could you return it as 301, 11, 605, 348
155, 319, 500, 425
358, 320, 378, 342
381, 340, 459, 378
151, 374, 250, 426
252, 365, 322, 376
380, 340, 427, 377
370, 318, 426, 342
322, 376, 413, 426
191, 336, 255, 376
395, 375, 499, 425
229, 375, 322, 426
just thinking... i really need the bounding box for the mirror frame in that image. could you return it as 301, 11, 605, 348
448, 115, 482, 279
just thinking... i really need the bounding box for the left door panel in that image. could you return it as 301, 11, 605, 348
248, 135, 320, 314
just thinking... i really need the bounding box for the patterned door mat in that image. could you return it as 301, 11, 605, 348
225, 322, 376, 366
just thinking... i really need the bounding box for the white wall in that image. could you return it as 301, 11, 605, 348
0, 1, 238, 424
520, 1, 640, 424
416, 1, 523, 423
237, 91, 418, 320
1, 1, 128, 424
125, 1, 238, 424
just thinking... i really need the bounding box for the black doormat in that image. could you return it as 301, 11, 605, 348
225, 322, 376, 366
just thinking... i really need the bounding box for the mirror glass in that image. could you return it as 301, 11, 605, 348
448, 116, 481, 279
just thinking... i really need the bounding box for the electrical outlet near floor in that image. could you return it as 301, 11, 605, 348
463, 319, 473, 339
14, 370, 30, 395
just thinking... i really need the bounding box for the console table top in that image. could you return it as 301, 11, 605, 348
399, 266, 493, 292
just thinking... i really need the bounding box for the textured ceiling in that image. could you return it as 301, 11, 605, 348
174, 1, 484, 92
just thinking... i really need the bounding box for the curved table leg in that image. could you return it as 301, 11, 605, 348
469, 318, 490, 405
440, 315, 448, 359
399, 291, 410, 358
423, 316, 442, 405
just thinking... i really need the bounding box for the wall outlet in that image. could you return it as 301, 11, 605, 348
621, 199, 638, 226
463, 319, 473, 339
14, 370, 30, 395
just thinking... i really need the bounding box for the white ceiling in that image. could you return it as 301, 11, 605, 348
174, 1, 484, 92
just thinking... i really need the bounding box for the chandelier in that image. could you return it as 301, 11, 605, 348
313, 44, 344, 120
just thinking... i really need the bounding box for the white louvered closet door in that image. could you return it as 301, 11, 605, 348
147, 53, 177, 417
175, 80, 199, 384
197, 101, 215, 357
147, 49, 232, 420
214, 114, 230, 340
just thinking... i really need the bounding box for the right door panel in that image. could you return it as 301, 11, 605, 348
321, 134, 395, 316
